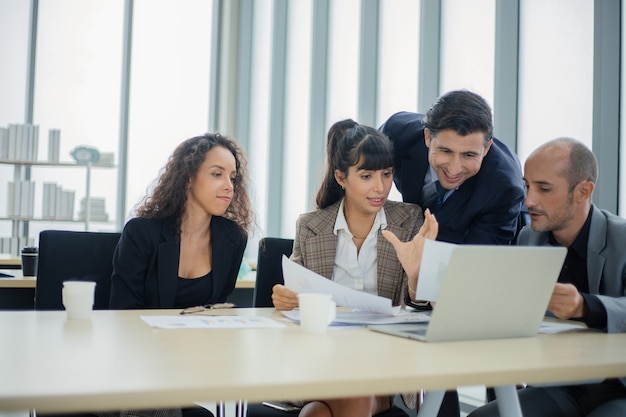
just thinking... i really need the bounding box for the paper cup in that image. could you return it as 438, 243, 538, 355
62, 281, 96, 320
297, 293, 336, 334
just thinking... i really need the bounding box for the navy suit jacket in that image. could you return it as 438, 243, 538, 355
110, 215, 247, 309
381, 111, 526, 245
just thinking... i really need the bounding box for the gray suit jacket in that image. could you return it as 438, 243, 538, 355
518, 205, 626, 388
517, 205, 626, 333
291, 199, 422, 306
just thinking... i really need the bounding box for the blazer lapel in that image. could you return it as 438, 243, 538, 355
210, 218, 236, 298
587, 206, 608, 294
376, 229, 402, 300
401, 142, 429, 203
376, 203, 415, 302
304, 203, 340, 279
157, 220, 180, 307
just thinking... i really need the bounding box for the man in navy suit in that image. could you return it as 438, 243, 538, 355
381, 90, 526, 417
381, 90, 526, 245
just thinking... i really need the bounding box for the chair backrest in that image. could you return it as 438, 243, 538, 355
35, 230, 121, 310
252, 237, 294, 307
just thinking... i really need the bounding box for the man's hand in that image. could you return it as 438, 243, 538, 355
271, 284, 299, 311
548, 283, 587, 319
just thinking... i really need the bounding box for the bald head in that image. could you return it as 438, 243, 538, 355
528, 137, 598, 192
523, 138, 597, 241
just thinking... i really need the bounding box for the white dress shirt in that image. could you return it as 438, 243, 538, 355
332, 199, 387, 295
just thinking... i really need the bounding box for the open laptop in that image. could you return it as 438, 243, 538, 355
369, 241, 567, 342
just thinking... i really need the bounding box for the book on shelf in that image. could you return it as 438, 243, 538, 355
42, 182, 75, 220
0, 236, 34, 257
6, 181, 35, 218
0, 127, 8, 159
1, 123, 40, 161
42, 182, 57, 220
7, 182, 15, 217
48, 129, 61, 162
78, 197, 109, 222
7, 124, 17, 160
60, 189, 75, 221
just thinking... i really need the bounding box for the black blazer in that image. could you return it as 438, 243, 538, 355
381, 111, 526, 245
110, 215, 247, 308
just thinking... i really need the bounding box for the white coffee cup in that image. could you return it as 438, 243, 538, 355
62, 281, 96, 320
297, 293, 336, 334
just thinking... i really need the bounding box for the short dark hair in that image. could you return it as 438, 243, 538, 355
424, 90, 493, 144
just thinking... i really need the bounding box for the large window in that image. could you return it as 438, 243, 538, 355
0, 0, 623, 255
126, 0, 214, 220
248, 0, 273, 244
517, 0, 593, 164
327, 0, 360, 124
0, 1, 30, 237
283, 0, 313, 237
0, 1, 29, 125
377, 0, 420, 124
30, 0, 123, 237
440, 0, 495, 108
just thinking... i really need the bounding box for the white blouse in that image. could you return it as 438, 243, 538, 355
332, 199, 387, 295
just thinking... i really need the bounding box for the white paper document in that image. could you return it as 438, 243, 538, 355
281, 309, 431, 325
415, 240, 456, 301
539, 320, 588, 334
282, 256, 401, 315
141, 315, 286, 329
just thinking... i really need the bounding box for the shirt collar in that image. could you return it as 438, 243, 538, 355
548, 206, 592, 259
334, 198, 388, 236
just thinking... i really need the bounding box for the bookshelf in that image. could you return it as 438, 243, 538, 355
0, 159, 115, 256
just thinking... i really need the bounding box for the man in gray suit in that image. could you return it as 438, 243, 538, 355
470, 137, 626, 417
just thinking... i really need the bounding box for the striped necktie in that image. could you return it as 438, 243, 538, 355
424, 180, 445, 213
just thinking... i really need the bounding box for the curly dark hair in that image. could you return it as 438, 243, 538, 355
135, 133, 254, 238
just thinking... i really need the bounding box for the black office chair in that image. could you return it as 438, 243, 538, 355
247, 238, 412, 417
35, 230, 214, 417
35, 230, 121, 310
33, 230, 119, 417
252, 237, 294, 307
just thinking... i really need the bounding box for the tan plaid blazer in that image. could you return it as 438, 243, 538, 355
291, 199, 423, 305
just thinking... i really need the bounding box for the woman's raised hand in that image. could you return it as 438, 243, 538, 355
382, 209, 438, 279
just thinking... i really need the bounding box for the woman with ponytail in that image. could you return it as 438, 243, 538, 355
271, 120, 438, 417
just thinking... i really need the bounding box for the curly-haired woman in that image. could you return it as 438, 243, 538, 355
110, 133, 254, 310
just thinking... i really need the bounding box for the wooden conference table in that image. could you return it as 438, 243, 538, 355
1, 308, 625, 416
0, 254, 21, 269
